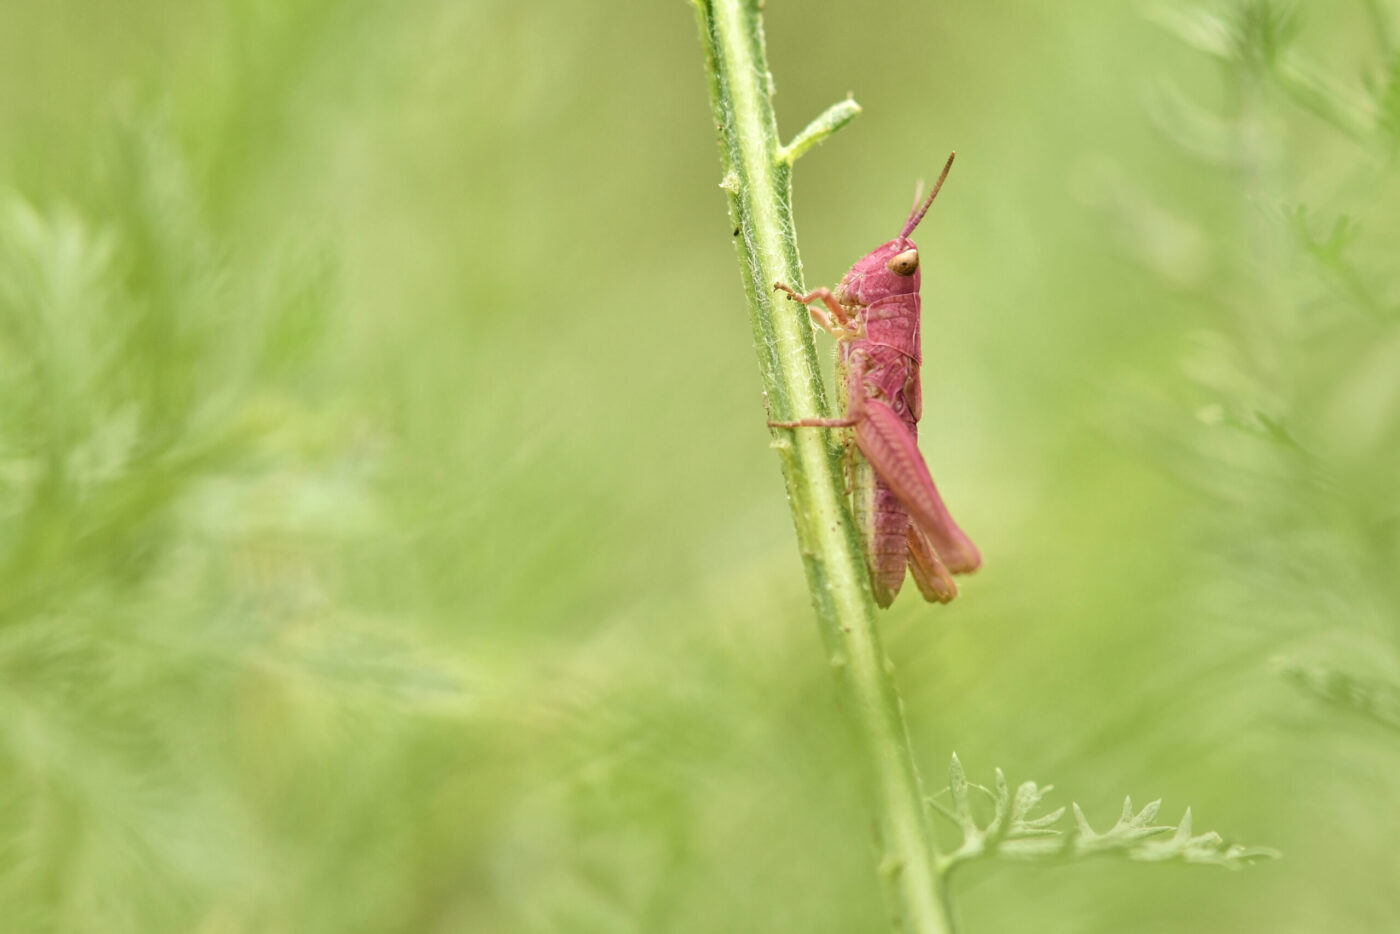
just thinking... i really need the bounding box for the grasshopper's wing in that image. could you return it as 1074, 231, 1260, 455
853, 399, 982, 575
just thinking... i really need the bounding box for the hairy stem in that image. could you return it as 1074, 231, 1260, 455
691, 2, 954, 932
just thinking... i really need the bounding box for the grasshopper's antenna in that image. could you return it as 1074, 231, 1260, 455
900, 151, 956, 241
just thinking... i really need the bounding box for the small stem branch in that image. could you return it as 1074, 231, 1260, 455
691, 2, 954, 932
781, 98, 863, 164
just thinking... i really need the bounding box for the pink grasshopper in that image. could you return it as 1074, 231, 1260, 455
770, 152, 980, 607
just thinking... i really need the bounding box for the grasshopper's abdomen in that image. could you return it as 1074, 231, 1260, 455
853, 452, 912, 608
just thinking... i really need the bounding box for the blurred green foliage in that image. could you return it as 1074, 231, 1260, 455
0, 0, 1397, 931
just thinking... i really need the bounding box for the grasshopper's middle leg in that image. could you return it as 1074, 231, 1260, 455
766, 416, 857, 429
766, 353, 866, 430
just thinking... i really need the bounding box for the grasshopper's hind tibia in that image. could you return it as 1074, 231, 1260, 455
907, 524, 957, 604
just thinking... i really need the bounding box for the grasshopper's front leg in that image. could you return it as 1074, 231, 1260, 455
773, 282, 863, 341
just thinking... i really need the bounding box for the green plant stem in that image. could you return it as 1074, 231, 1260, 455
691, 3, 954, 932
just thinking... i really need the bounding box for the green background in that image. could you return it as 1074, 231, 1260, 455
1, 1, 1397, 931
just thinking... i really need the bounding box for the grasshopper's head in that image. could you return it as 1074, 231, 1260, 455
834, 151, 955, 307
837, 238, 923, 304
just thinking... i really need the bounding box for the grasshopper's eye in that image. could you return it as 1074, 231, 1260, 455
887, 249, 919, 276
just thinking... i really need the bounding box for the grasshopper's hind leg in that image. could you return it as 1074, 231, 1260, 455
851, 398, 982, 576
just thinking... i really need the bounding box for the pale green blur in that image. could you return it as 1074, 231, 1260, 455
1, 1, 1397, 931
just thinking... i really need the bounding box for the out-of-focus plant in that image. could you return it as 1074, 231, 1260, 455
1132, 0, 1400, 732
0, 116, 460, 931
